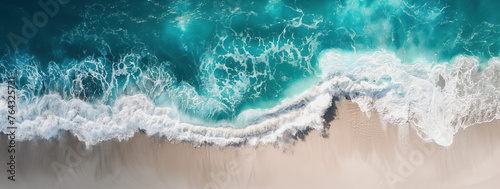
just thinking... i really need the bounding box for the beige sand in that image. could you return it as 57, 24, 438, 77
1, 100, 500, 189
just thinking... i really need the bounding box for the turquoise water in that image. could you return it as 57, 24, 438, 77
1, 0, 499, 145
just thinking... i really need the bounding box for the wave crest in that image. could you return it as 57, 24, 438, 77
2, 50, 499, 147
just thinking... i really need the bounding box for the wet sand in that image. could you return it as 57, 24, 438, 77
1, 100, 500, 189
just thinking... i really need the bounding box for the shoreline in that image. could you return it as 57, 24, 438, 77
1, 100, 500, 189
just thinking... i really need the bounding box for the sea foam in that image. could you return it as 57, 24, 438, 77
1, 50, 499, 146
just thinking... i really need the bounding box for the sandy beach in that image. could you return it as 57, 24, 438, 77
1, 100, 500, 189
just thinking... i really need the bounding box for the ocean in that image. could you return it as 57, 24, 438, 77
1, 0, 499, 146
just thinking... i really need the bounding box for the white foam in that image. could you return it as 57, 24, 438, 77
1, 50, 499, 146
319, 49, 500, 146
0, 83, 334, 146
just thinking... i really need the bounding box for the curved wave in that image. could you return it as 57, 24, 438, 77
1, 50, 499, 146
